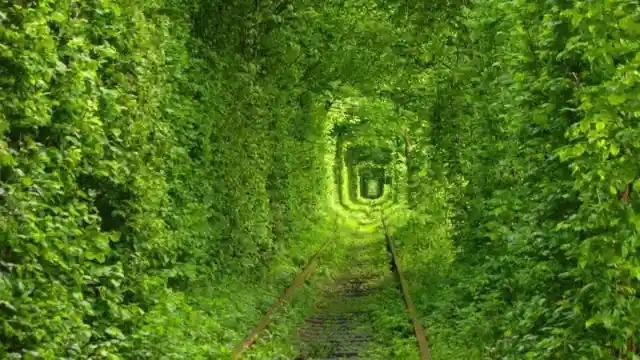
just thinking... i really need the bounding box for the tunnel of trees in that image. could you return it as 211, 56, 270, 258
1, 0, 639, 359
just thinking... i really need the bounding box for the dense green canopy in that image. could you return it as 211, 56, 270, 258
1, 0, 639, 359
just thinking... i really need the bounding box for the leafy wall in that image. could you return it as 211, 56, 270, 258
1, 0, 328, 358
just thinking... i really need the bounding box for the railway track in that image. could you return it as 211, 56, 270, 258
295, 241, 387, 359
233, 220, 431, 359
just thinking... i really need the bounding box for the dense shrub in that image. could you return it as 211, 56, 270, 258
1, 0, 328, 358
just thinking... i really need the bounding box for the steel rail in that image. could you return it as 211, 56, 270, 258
231, 238, 331, 359
382, 216, 433, 360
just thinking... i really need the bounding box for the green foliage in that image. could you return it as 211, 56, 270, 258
388, 1, 640, 359
3, 0, 639, 358
1, 0, 333, 358
332, 0, 640, 358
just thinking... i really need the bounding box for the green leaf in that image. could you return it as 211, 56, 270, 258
105, 326, 125, 339
609, 143, 619, 156
607, 94, 627, 105
0, 151, 14, 165
0, 300, 16, 313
